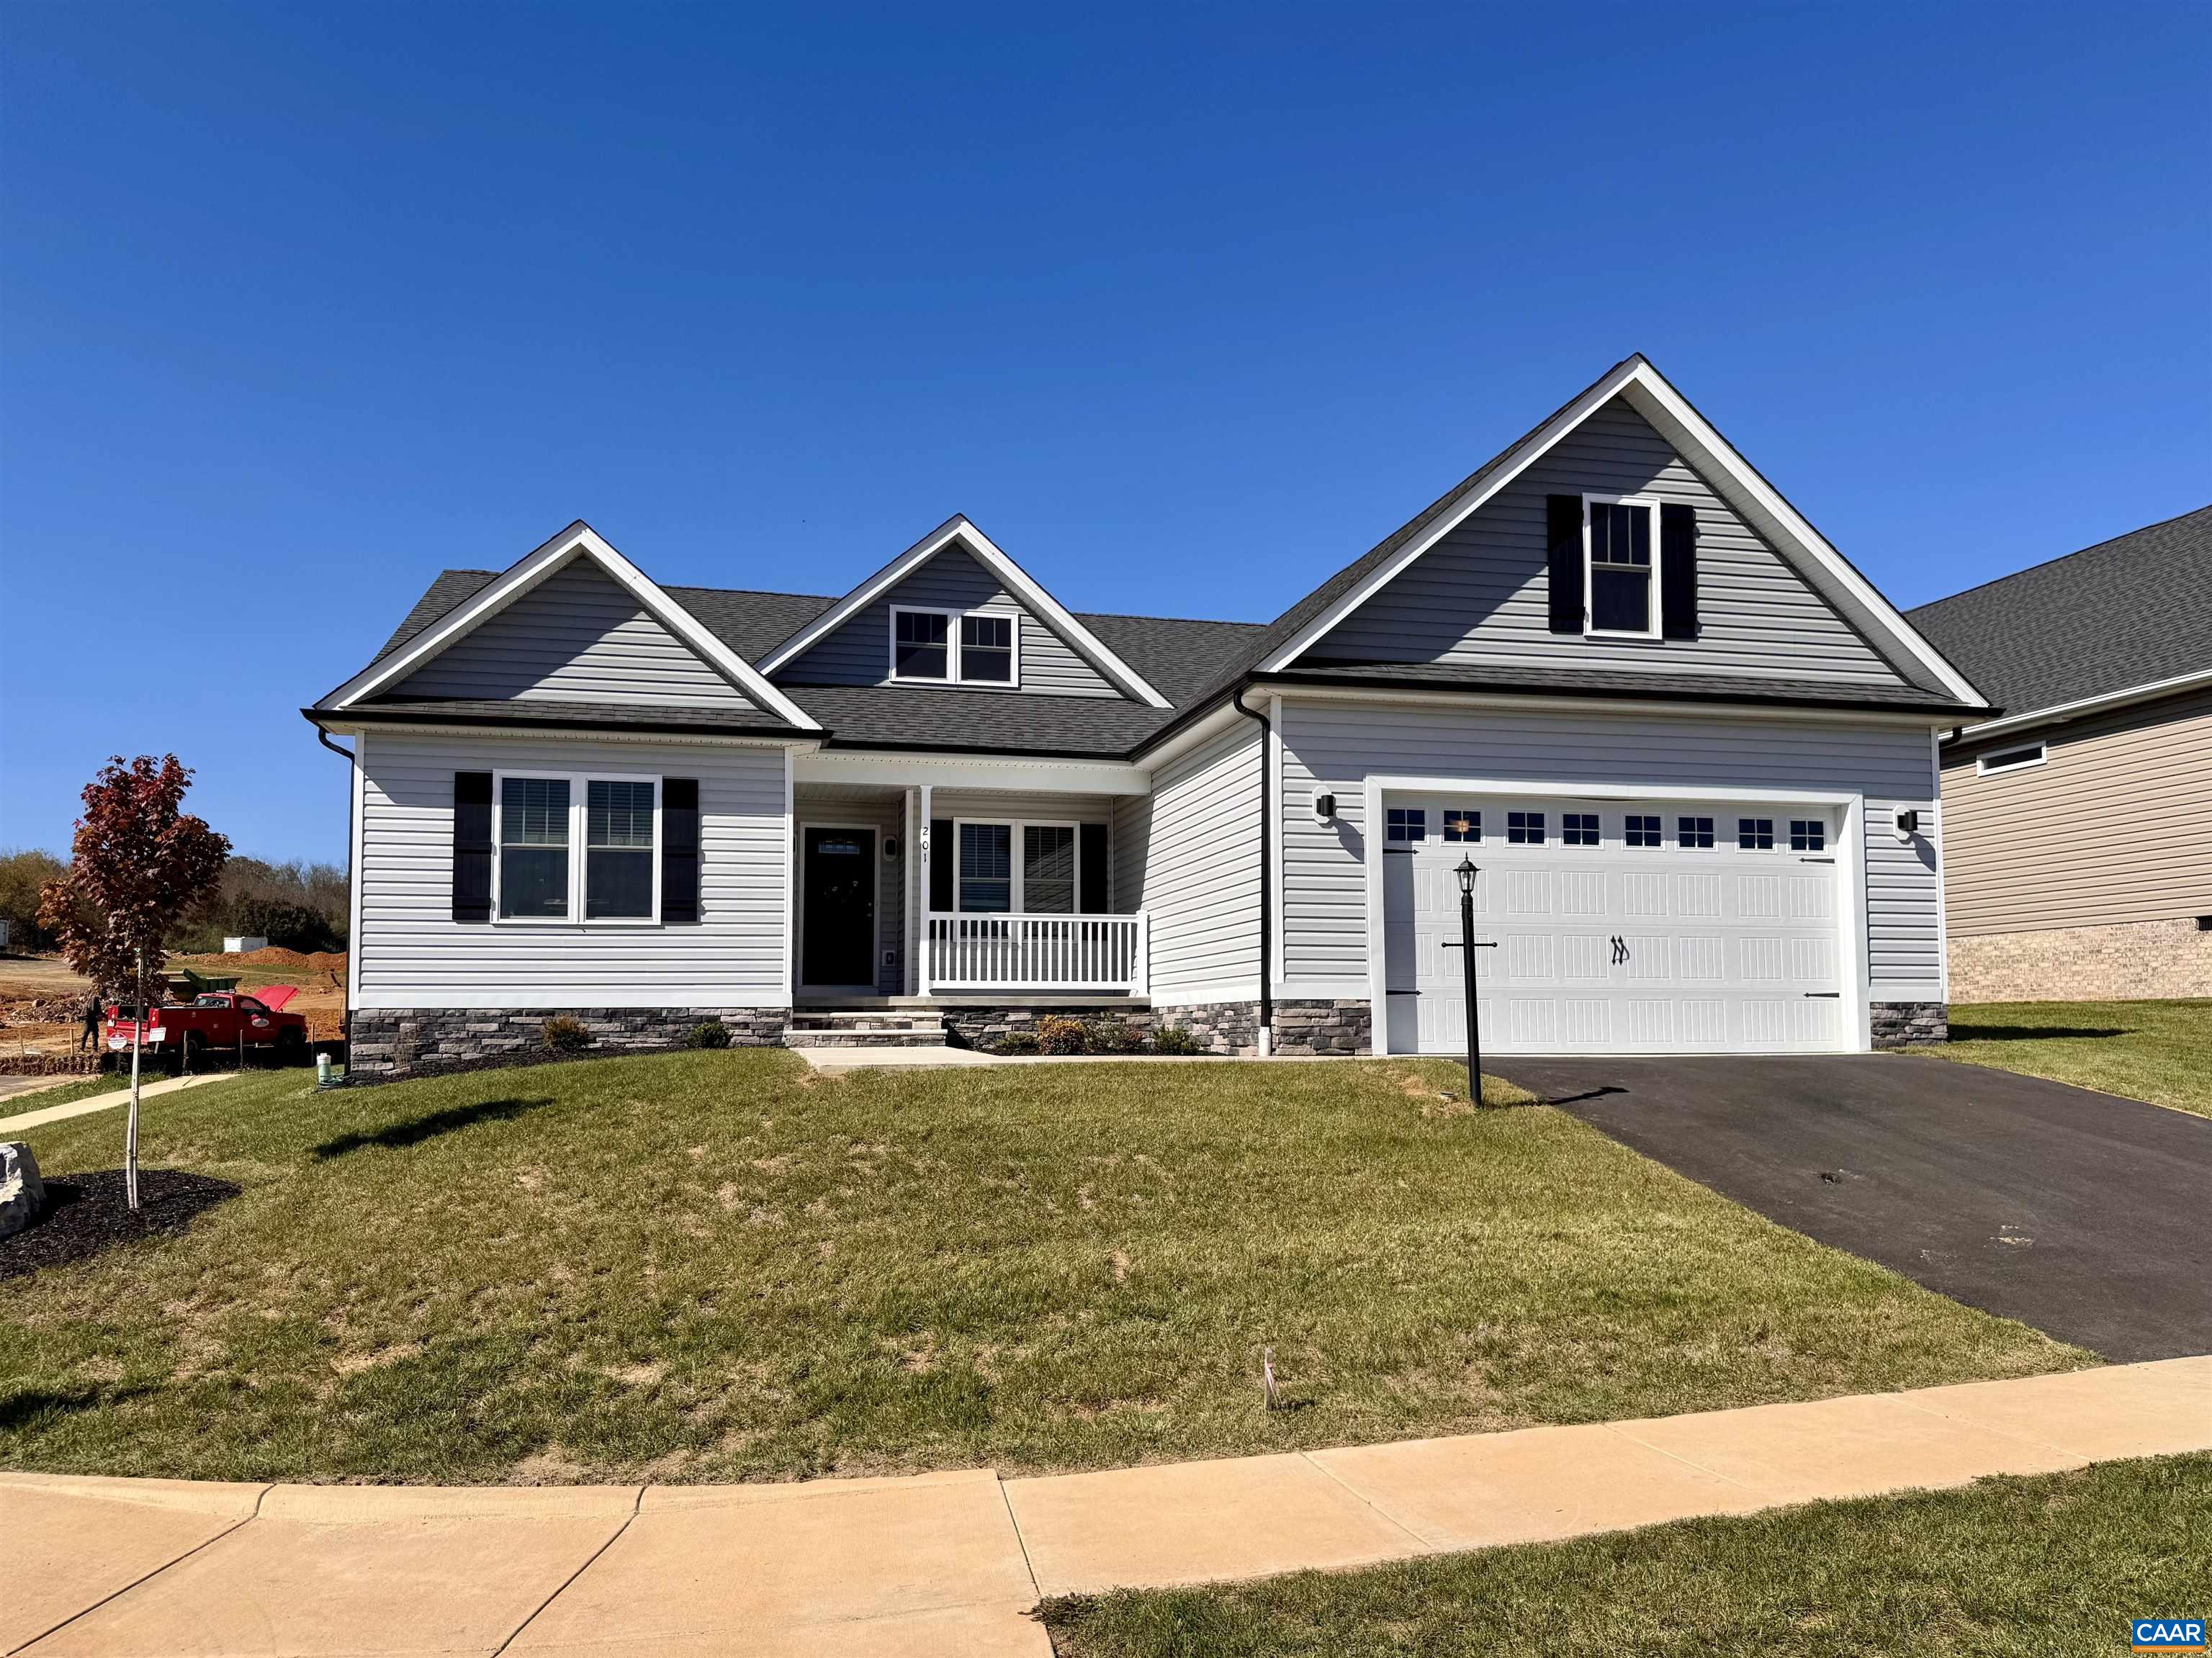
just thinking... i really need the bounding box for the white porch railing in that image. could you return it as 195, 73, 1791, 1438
922, 911, 1148, 994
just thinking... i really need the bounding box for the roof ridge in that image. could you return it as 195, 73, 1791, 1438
1910, 503, 2212, 613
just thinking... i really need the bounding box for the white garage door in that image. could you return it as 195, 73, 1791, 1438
1381, 793, 1849, 1055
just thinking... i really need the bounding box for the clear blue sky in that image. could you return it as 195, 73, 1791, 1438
4, 2, 2206, 864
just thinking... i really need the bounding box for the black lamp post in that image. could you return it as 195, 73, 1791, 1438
1451, 855, 1495, 1105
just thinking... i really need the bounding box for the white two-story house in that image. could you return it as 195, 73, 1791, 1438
308, 356, 1987, 1077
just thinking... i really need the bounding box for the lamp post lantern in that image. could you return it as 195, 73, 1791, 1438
1449, 855, 1496, 1106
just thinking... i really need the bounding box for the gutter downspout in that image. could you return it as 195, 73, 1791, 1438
316, 727, 355, 1061
1230, 687, 1273, 1056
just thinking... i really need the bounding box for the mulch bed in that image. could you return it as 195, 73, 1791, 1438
0, 1168, 240, 1281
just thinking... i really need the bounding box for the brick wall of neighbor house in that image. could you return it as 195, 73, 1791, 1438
1948, 917, 2212, 1004
348, 1007, 788, 1081
1869, 1001, 1948, 1046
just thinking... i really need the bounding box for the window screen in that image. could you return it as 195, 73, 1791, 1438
894, 610, 950, 679
500, 777, 570, 918
958, 822, 1012, 911
961, 614, 1014, 682
1023, 824, 1076, 912
586, 780, 655, 918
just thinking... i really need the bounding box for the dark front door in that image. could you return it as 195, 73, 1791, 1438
802, 826, 875, 987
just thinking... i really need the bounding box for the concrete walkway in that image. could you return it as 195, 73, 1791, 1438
0, 1073, 230, 1137
7, 1357, 2206, 1656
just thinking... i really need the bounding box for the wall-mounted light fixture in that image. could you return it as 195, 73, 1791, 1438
884, 837, 901, 860
1311, 790, 1337, 823
1891, 807, 1920, 844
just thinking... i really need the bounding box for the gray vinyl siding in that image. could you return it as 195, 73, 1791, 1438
782, 546, 1121, 698
794, 785, 906, 994
1118, 724, 1262, 1001
1940, 688, 2212, 936
355, 730, 789, 1009
1316, 400, 1908, 687
392, 558, 763, 709
1275, 698, 1943, 1002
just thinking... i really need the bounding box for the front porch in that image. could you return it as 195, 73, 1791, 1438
791, 769, 1151, 1002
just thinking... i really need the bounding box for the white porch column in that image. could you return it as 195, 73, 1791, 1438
917, 784, 933, 997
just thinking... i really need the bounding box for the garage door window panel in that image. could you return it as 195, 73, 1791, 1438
1678, 816, 1715, 850
1442, 810, 1480, 843
1626, 814, 1663, 848
1790, 819, 1826, 852
1563, 812, 1600, 847
1737, 818, 1776, 851
1386, 808, 1426, 844
1508, 811, 1546, 845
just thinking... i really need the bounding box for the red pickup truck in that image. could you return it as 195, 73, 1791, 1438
107, 987, 311, 1062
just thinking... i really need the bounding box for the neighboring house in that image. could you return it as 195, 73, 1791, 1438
1907, 507, 2212, 1002
307, 356, 1988, 1078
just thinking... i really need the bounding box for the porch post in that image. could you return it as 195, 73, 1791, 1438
917, 784, 933, 997
903, 785, 918, 996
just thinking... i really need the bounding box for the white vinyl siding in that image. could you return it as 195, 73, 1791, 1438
1314, 399, 1914, 687
1114, 724, 1261, 1002
1276, 698, 1943, 1005
355, 731, 791, 1009
782, 544, 1120, 698
392, 558, 762, 709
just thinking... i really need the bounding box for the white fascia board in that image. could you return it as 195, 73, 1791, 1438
756, 515, 1172, 708
1261, 359, 1987, 711
1264, 683, 1953, 729
795, 748, 1151, 796
320, 522, 822, 731
1615, 367, 1985, 708
1948, 665, 2212, 742
1259, 361, 1646, 672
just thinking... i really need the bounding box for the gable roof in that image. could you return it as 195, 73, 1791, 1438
1907, 504, 2212, 729
752, 515, 1173, 708
1242, 355, 1984, 706
319, 522, 821, 731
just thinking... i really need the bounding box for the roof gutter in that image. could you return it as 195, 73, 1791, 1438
1944, 666, 2212, 744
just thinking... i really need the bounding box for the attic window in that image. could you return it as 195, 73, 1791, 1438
961, 615, 1015, 682
1976, 742, 2046, 776
1586, 496, 1658, 638
891, 605, 1020, 686
892, 608, 950, 680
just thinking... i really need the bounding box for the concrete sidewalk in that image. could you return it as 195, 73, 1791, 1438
7, 1357, 2207, 1656
0, 1072, 230, 1136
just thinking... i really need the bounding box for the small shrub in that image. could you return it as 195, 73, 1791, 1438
685, 1020, 731, 1050
1151, 1024, 1200, 1055
541, 1016, 592, 1055
994, 1031, 1040, 1055
1088, 1017, 1142, 1054
1035, 1014, 1089, 1055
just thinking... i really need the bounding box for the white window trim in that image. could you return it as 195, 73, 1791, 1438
1560, 811, 1602, 848
888, 604, 1025, 688
490, 767, 662, 927
1583, 492, 1663, 641
1975, 742, 2047, 776
948, 816, 1082, 914
1735, 816, 1780, 853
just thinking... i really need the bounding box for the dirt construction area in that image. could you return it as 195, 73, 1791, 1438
0, 950, 346, 1070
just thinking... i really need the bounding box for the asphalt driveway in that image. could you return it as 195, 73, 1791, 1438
1495, 1055, 2212, 1363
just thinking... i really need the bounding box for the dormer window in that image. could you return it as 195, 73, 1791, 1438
891, 605, 1022, 687
1585, 495, 1658, 638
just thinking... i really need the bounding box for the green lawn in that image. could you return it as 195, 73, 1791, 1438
1928, 999, 2212, 1119
2, 1050, 2084, 1485
1043, 1454, 2212, 1657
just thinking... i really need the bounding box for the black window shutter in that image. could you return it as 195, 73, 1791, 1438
1660, 503, 1699, 639
662, 778, 701, 924
1079, 822, 1108, 912
930, 819, 954, 911
1547, 495, 1584, 634
452, 772, 493, 923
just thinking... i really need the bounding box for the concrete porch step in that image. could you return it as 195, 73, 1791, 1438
785, 1011, 950, 1050
784, 1029, 950, 1049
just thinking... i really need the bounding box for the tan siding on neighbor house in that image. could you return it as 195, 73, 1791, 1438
1941, 688, 2212, 937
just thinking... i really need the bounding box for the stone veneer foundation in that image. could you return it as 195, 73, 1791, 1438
1869, 1001, 1948, 1047
347, 1007, 788, 1081
940, 999, 1373, 1058
1948, 917, 2212, 1004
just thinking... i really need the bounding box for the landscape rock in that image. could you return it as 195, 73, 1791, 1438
0, 1140, 44, 1239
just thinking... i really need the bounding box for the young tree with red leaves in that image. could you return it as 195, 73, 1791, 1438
39, 755, 230, 1208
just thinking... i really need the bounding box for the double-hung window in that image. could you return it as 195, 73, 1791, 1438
496, 773, 658, 922
1586, 496, 1658, 636
953, 819, 1084, 912
891, 606, 1020, 686
500, 778, 571, 919
958, 823, 1012, 912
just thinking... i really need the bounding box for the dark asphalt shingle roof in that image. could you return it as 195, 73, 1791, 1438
344, 698, 805, 738
782, 684, 1181, 755
1907, 505, 2212, 721
1265, 661, 1972, 712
